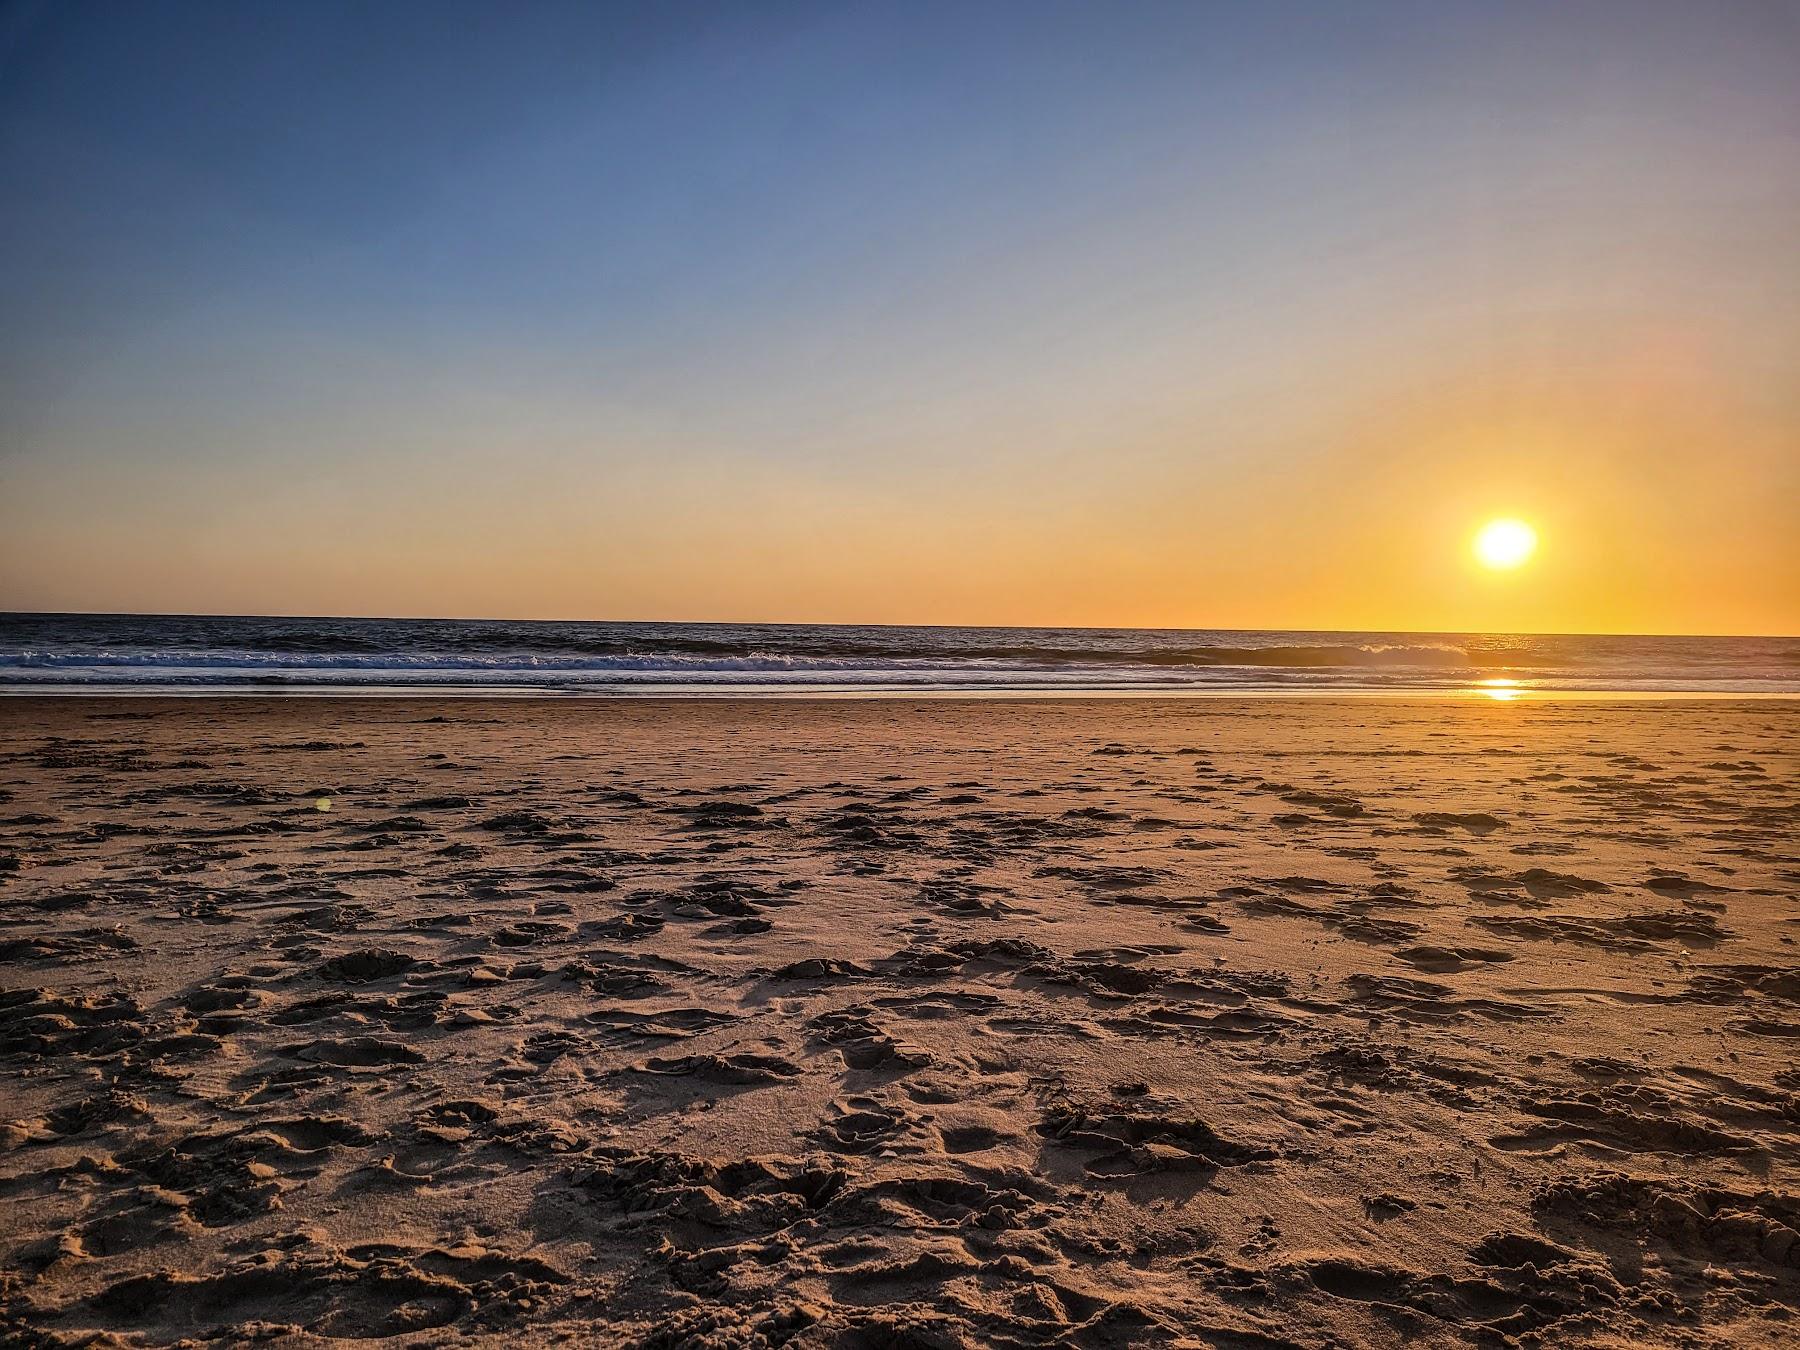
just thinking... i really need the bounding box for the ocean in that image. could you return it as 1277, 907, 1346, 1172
1, 613, 1795, 697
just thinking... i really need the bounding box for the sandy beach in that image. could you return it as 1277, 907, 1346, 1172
1, 695, 1796, 1347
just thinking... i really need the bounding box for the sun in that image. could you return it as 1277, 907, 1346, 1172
1473, 518, 1538, 569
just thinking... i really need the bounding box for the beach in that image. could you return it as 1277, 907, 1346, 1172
2, 694, 1796, 1347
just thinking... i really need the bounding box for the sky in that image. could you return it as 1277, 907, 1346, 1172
1, 0, 1796, 635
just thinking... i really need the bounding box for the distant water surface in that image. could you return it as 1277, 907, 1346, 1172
1, 614, 1795, 697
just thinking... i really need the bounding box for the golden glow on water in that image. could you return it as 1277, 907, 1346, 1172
1474, 519, 1538, 570
1477, 677, 1522, 701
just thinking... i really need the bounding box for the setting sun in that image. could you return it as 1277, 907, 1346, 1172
1474, 518, 1538, 570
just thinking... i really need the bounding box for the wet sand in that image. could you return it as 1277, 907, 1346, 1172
1, 696, 1796, 1347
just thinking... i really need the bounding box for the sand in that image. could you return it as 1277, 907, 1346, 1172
0, 695, 1796, 1347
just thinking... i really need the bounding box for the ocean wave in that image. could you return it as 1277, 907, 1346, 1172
0, 641, 1527, 673
2, 617, 1795, 694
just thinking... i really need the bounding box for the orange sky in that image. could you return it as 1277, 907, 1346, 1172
5, 351, 1793, 634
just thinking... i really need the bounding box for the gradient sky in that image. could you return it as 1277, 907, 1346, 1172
2, 0, 1796, 633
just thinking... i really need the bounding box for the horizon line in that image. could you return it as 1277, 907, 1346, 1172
2, 608, 1795, 643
